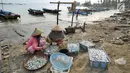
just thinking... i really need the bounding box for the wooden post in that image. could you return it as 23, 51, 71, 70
71, 1, 76, 27
71, 12, 75, 27
57, 1, 60, 25
82, 22, 86, 32
50, 1, 76, 27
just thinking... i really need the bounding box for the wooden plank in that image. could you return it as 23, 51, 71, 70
50, 2, 74, 4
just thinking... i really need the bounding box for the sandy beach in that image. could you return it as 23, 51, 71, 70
1, 0, 130, 72
1, 11, 130, 73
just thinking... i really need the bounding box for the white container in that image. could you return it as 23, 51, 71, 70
68, 43, 79, 52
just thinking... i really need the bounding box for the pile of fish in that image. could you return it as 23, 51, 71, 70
27, 56, 47, 70
45, 45, 59, 55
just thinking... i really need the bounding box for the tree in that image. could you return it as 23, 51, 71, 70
82, 1, 91, 6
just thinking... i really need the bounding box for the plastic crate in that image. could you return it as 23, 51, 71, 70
90, 61, 108, 69
88, 48, 110, 69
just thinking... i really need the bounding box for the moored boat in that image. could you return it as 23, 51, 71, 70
0, 10, 20, 20
43, 8, 61, 14
28, 8, 45, 15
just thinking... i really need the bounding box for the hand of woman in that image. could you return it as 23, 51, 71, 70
41, 46, 47, 52
42, 45, 48, 49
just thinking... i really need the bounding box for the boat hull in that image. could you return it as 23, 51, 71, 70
28, 9, 44, 15
43, 8, 61, 14
0, 10, 20, 20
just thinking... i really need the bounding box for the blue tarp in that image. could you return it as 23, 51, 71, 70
74, 9, 89, 15
0, 10, 10, 15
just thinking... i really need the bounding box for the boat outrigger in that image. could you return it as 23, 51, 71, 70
28, 8, 45, 15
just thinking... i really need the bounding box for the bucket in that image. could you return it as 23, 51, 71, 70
67, 44, 79, 56
59, 49, 69, 55
79, 44, 88, 52
65, 27, 75, 34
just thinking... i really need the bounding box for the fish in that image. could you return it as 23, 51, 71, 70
27, 56, 47, 69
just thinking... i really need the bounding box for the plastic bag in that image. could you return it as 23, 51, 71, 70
115, 58, 126, 65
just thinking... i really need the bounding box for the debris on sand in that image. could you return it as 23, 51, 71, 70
13, 28, 25, 37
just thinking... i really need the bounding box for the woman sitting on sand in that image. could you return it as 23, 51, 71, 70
26, 28, 47, 54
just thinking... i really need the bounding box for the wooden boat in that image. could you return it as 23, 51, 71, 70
28, 8, 45, 15
43, 8, 61, 14
0, 10, 20, 20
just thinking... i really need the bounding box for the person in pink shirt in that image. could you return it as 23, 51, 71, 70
26, 28, 47, 54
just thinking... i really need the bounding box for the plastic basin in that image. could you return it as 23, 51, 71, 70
50, 53, 72, 71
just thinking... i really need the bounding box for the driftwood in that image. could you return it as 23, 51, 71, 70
13, 28, 24, 37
